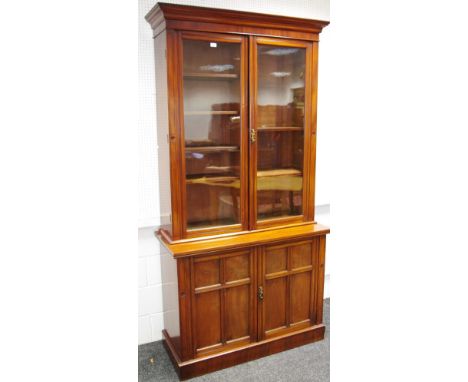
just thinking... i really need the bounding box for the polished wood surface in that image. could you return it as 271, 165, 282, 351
146, 3, 329, 36
190, 250, 255, 356
163, 323, 325, 380
159, 223, 329, 258
258, 240, 319, 339
146, 4, 329, 379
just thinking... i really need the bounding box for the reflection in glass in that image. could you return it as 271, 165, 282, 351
256, 45, 306, 220
183, 39, 242, 230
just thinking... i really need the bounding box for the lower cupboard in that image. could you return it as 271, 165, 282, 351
160, 230, 327, 380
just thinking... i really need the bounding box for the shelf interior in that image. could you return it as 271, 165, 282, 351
184, 72, 239, 80
257, 126, 303, 132
185, 145, 239, 153
186, 168, 301, 185
185, 110, 239, 116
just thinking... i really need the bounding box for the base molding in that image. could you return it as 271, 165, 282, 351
163, 324, 326, 380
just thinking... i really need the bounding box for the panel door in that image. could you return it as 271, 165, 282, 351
249, 36, 315, 230
179, 32, 249, 238
190, 249, 256, 357
258, 239, 322, 339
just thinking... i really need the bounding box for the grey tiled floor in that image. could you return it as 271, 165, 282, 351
139, 298, 330, 381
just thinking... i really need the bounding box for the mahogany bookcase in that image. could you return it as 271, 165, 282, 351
145, 3, 329, 379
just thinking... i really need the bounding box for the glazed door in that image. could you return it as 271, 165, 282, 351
190, 249, 256, 357
249, 37, 315, 229
258, 239, 322, 340
179, 32, 249, 238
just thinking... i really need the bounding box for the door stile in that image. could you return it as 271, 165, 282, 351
248, 35, 258, 230
315, 236, 326, 324
250, 246, 258, 342
302, 41, 313, 221
285, 246, 292, 328
220, 255, 226, 345
310, 239, 318, 324
179, 257, 194, 361
256, 244, 265, 339
240, 36, 250, 232
176, 31, 188, 237
166, 29, 185, 240
304, 41, 319, 221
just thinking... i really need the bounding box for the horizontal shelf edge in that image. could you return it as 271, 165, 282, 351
184, 72, 239, 79
185, 111, 239, 116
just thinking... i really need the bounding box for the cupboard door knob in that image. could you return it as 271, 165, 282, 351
258, 286, 264, 300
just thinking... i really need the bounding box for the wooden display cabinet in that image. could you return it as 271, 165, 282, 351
146, 3, 329, 379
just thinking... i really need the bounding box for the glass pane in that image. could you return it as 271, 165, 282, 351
256, 45, 306, 221
183, 39, 242, 230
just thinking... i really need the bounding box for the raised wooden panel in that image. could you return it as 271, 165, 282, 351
191, 249, 255, 356
264, 277, 287, 332
260, 239, 321, 339
194, 258, 220, 288
290, 243, 313, 269
265, 247, 287, 274
225, 253, 249, 282
194, 290, 221, 350
224, 284, 250, 341
290, 272, 311, 324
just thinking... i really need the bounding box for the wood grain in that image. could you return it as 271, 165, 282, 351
146, 3, 329, 34
163, 324, 325, 380
259, 239, 321, 340
189, 250, 255, 357
160, 223, 329, 257
145, 4, 329, 379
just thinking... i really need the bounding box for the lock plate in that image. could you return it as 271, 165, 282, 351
258, 286, 264, 300
250, 129, 256, 143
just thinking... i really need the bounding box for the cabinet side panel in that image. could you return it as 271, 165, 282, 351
315, 235, 326, 324
160, 243, 180, 356
154, 30, 172, 229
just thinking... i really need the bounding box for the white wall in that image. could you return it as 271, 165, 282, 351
138, 0, 331, 345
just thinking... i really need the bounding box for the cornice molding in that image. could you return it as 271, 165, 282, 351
145, 2, 329, 34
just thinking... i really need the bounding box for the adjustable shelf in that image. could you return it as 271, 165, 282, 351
184, 72, 239, 80
186, 169, 301, 185
186, 175, 238, 185
258, 126, 303, 132
185, 145, 239, 153
185, 111, 239, 116
257, 168, 301, 177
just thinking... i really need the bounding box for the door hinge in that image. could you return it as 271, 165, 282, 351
258, 286, 264, 301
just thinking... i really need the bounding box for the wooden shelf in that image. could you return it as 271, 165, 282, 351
185, 111, 239, 116
186, 175, 238, 185
258, 126, 303, 132
185, 145, 239, 153
257, 168, 301, 177
186, 169, 301, 186
184, 72, 239, 80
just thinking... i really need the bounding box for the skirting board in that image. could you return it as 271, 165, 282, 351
163, 324, 326, 380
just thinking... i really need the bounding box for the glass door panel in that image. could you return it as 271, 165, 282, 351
182, 36, 244, 231
255, 43, 306, 221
